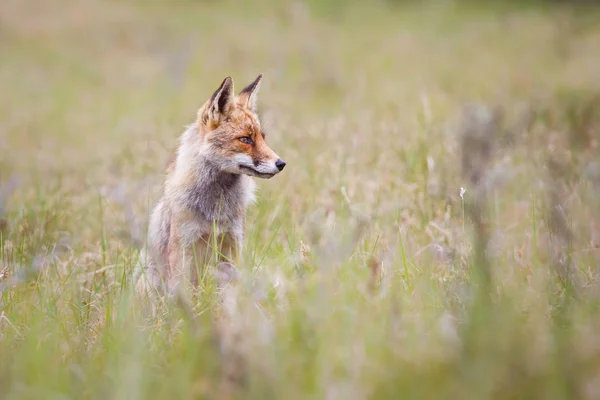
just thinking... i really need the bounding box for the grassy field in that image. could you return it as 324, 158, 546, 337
1, 0, 600, 398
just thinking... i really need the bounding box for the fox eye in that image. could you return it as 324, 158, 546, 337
238, 136, 253, 145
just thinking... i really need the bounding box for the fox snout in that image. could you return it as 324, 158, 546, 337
236, 155, 286, 179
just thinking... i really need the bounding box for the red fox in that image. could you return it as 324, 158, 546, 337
136, 74, 285, 297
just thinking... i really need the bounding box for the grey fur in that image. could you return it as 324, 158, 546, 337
134, 75, 284, 303
135, 124, 256, 297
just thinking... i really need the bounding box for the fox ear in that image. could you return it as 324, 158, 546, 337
203, 77, 235, 123
237, 74, 263, 112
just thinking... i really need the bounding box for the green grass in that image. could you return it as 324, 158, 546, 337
1, 0, 600, 398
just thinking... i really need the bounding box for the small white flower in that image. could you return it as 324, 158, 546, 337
459, 187, 466, 200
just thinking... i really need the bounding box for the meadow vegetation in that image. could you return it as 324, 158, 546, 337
1, 0, 600, 398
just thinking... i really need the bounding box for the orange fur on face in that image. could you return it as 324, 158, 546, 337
202, 104, 279, 166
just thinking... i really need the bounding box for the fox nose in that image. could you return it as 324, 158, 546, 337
275, 159, 286, 171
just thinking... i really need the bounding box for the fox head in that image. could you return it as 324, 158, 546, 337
196, 74, 286, 179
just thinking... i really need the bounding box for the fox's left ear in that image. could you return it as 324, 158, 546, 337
237, 74, 263, 112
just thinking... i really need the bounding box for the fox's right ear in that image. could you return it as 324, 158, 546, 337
237, 74, 263, 112
199, 77, 235, 126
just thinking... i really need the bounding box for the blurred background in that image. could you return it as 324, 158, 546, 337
1, 0, 600, 398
